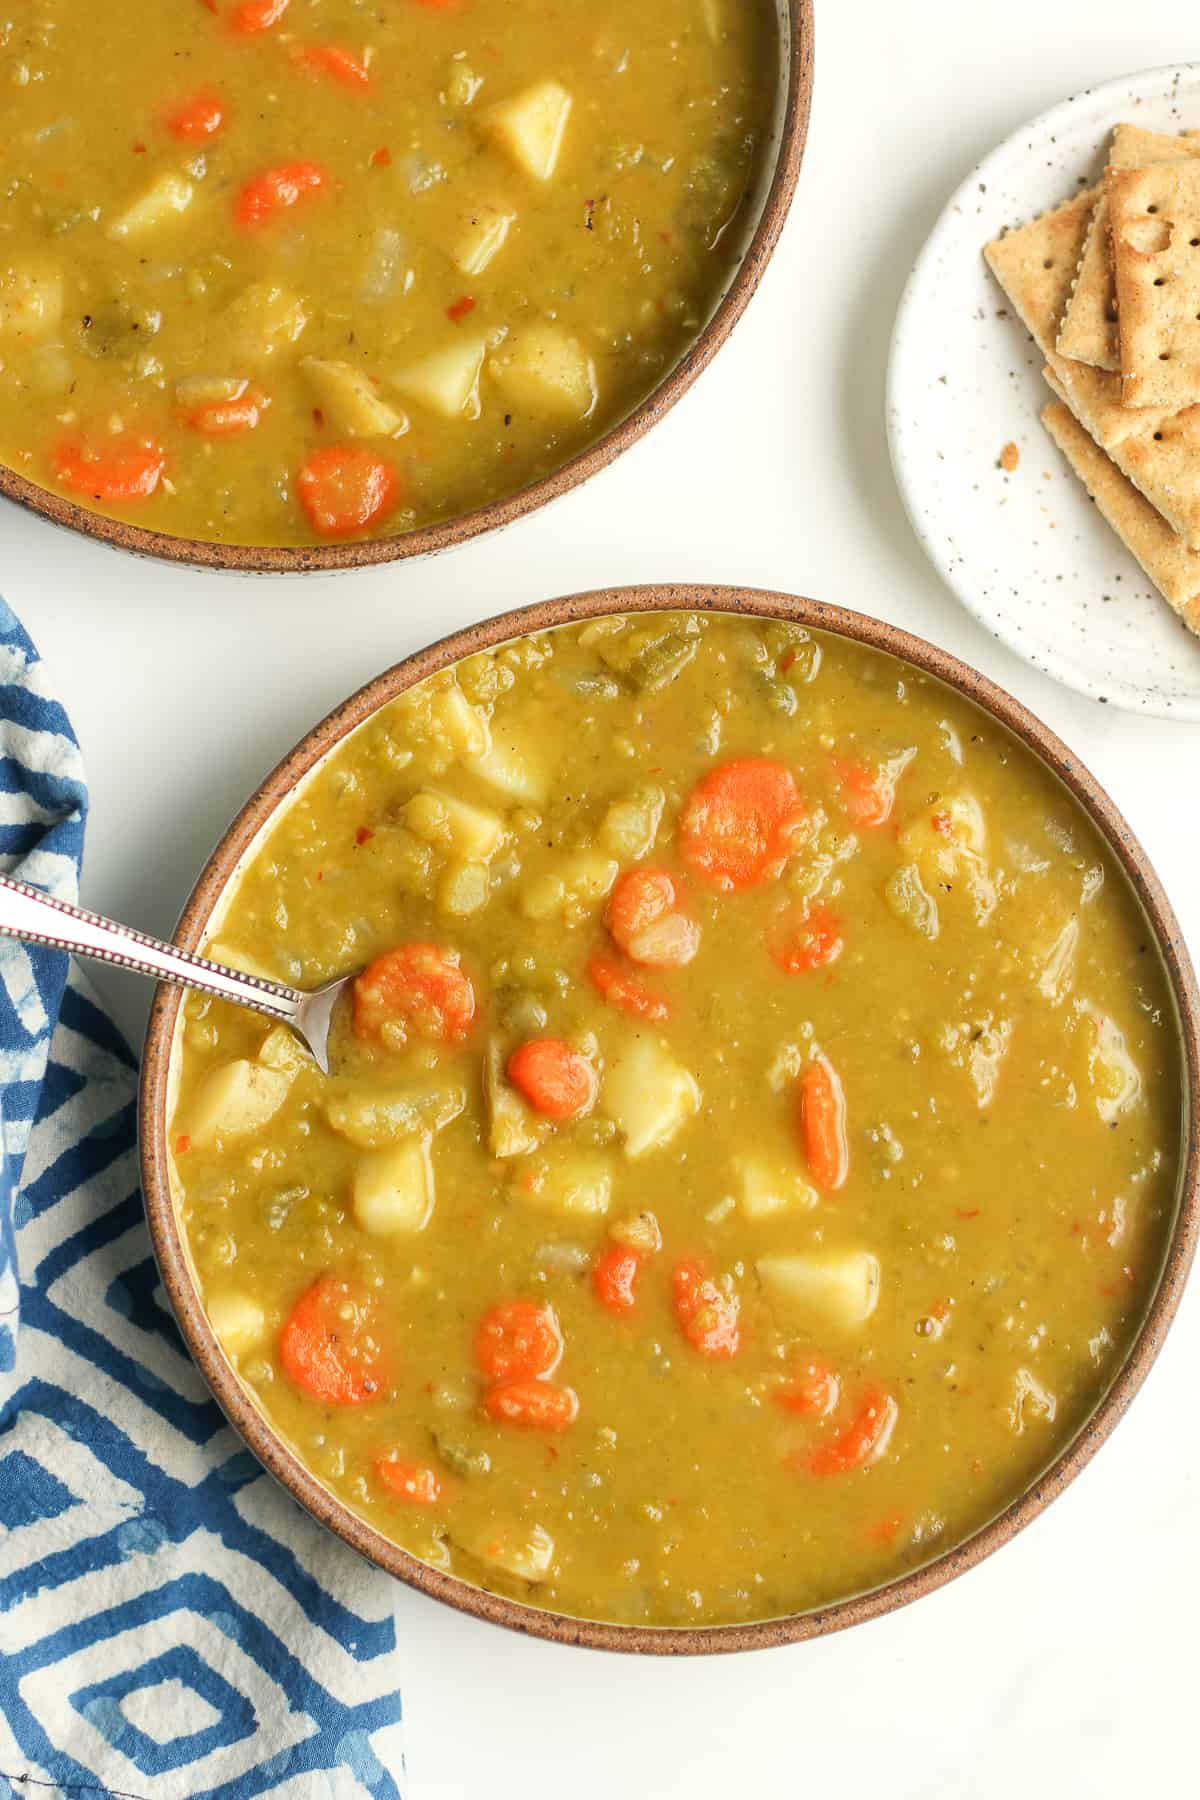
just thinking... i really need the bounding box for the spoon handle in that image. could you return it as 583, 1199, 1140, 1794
0, 872, 304, 1023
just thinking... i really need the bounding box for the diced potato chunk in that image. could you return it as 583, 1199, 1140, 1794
325, 1082, 465, 1149
433, 685, 490, 758
484, 1038, 544, 1157
1083, 1004, 1143, 1124
520, 849, 618, 922
226, 282, 309, 363
186, 1060, 291, 1147
405, 788, 506, 862
460, 1521, 555, 1582
884, 864, 939, 940
472, 731, 545, 805
447, 61, 484, 108
108, 172, 194, 240
452, 205, 516, 276
521, 1153, 613, 1217
486, 80, 572, 182
1035, 916, 1079, 1006
608, 1210, 662, 1253
1008, 1367, 1057, 1433
437, 859, 490, 917
257, 1024, 312, 1074
0, 260, 64, 344
391, 337, 485, 419
735, 1155, 818, 1221
757, 1250, 881, 1329
301, 358, 406, 437
601, 1037, 701, 1158
599, 785, 665, 861
206, 1290, 268, 1358
353, 1136, 435, 1236
899, 792, 996, 924
491, 323, 596, 420
175, 375, 248, 409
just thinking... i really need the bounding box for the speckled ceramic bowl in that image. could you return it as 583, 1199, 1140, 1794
139, 584, 1200, 1653
0, 2, 812, 576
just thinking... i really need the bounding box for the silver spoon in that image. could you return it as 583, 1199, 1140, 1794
0, 872, 346, 1072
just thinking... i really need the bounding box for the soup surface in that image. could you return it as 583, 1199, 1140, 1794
171, 611, 1181, 1628
0, 2, 777, 547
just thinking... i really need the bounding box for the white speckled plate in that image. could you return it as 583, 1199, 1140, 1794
887, 62, 1200, 720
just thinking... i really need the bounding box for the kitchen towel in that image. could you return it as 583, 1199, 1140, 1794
0, 598, 405, 1799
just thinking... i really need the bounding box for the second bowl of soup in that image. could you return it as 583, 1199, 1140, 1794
141, 587, 1199, 1649
0, 1, 809, 569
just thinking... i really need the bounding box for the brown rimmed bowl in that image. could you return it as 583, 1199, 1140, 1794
0, 4, 812, 576
140, 583, 1200, 1651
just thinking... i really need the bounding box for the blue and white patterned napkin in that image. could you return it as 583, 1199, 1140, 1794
0, 600, 405, 1799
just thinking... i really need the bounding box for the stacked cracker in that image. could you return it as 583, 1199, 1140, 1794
985, 124, 1200, 633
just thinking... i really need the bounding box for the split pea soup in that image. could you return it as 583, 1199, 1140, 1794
172, 611, 1182, 1628
0, 1, 778, 547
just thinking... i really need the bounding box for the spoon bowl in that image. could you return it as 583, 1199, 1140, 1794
0, 872, 350, 1072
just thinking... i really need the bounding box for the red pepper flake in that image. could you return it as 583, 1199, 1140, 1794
355, 825, 375, 846
779, 648, 797, 673
931, 810, 952, 835
132, 142, 147, 154
956, 1207, 981, 1220
370, 145, 392, 167
174, 1134, 192, 1155
930, 1299, 951, 1324
447, 294, 477, 324
312, 407, 325, 428
316, 870, 324, 882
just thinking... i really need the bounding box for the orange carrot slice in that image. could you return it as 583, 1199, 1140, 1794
605, 868, 699, 967
769, 903, 843, 974
799, 1056, 848, 1191
506, 1039, 596, 1119
53, 436, 165, 503
808, 1388, 897, 1475
165, 90, 227, 139
593, 1245, 641, 1314
297, 446, 399, 538
587, 955, 670, 1022
474, 1301, 562, 1384
483, 1381, 578, 1431
231, 0, 289, 31
279, 1275, 385, 1406
353, 942, 474, 1043
236, 160, 328, 228
374, 1457, 443, 1504
180, 382, 269, 436
832, 757, 895, 828
679, 758, 805, 890
774, 1354, 840, 1416
672, 1257, 740, 1358
301, 44, 371, 88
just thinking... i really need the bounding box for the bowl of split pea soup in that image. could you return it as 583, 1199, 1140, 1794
0, 1, 812, 570
140, 585, 1200, 1651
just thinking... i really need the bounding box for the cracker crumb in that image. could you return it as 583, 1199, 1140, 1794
999, 441, 1020, 472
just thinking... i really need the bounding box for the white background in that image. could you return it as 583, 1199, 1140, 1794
5, 2, 1199, 1795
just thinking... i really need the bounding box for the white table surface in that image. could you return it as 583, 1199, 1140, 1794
6, 2, 1199, 1793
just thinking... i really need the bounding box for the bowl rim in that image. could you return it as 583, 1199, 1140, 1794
0, 2, 814, 576
140, 583, 1200, 1654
